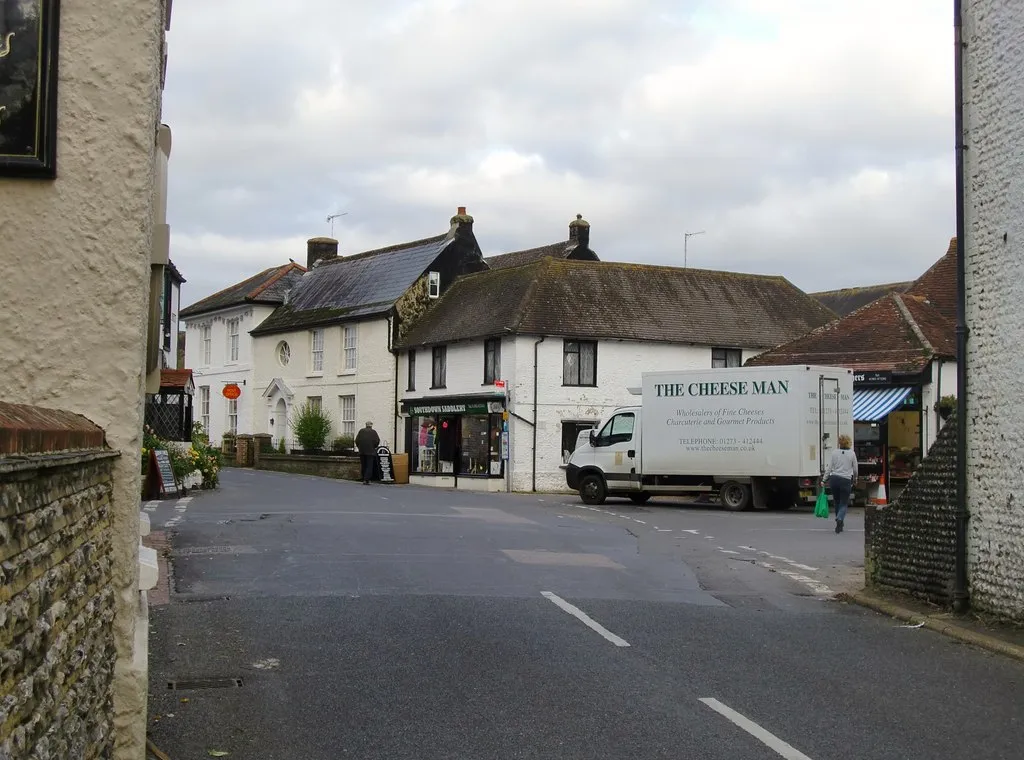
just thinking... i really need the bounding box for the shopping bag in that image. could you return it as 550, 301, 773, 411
814, 489, 830, 519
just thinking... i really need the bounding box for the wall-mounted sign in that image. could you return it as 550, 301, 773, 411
222, 383, 242, 400
0, 0, 61, 178
853, 370, 892, 386
403, 398, 505, 416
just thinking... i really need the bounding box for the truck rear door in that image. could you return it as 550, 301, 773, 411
818, 374, 843, 475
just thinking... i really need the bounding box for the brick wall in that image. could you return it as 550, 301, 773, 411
256, 453, 361, 481
963, 0, 1024, 622
865, 411, 957, 605
0, 403, 119, 758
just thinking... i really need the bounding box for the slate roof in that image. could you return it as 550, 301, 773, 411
396, 258, 835, 350
180, 263, 307, 319
811, 281, 911, 317
251, 235, 453, 336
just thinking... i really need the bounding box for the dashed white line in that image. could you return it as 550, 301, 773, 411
700, 698, 814, 760
541, 591, 631, 647
681, 529, 701, 535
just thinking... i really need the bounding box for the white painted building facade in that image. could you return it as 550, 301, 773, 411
963, 0, 1024, 622
396, 336, 761, 492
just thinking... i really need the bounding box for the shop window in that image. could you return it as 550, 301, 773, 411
410, 416, 437, 474
432, 346, 447, 388
484, 338, 501, 384
460, 415, 491, 475
562, 420, 598, 463
563, 340, 597, 386
407, 350, 416, 391
407, 412, 505, 477
712, 347, 742, 368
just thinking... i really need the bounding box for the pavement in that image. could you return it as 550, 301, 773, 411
145, 470, 1024, 759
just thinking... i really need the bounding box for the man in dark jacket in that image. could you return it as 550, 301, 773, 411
355, 421, 381, 484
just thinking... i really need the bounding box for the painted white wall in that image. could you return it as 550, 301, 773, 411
160, 278, 181, 369
920, 359, 958, 453
253, 318, 397, 449
398, 336, 760, 491
183, 304, 276, 441
963, 0, 1024, 622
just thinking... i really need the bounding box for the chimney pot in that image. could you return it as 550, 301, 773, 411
568, 214, 590, 249
306, 237, 339, 269
458, 206, 466, 215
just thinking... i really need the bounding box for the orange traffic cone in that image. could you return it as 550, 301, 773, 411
870, 474, 888, 506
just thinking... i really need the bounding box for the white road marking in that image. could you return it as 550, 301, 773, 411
681, 529, 701, 535
541, 591, 631, 647
717, 548, 740, 554
633, 520, 647, 525
177, 497, 194, 505
656, 528, 673, 532
699, 698, 814, 760
739, 545, 758, 551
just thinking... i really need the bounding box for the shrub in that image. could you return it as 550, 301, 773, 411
333, 435, 355, 451
277, 437, 286, 454
291, 402, 333, 451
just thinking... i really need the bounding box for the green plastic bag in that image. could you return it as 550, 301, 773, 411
814, 489, 830, 518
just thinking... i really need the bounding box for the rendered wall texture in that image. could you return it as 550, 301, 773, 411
963, 0, 1024, 622
0, 0, 169, 755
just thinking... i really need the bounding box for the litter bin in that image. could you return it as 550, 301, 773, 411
392, 453, 409, 484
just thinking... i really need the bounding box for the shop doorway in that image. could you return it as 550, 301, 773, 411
436, 415, 460, 478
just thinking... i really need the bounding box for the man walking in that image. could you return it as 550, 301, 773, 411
355, 421, 381, 484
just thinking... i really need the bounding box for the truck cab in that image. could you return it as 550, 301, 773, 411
565, 406, 649, 505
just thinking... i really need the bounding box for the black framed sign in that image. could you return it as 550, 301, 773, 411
0, 0, 60, 178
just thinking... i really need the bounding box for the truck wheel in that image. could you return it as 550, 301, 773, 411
628, 492, 651, 505
579, 474, 607, 505
720, 481, 752, 511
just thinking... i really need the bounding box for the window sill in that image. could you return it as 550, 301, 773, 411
338, 370, 357, 377
307, 373, 324, 379
562, 384, 598, 388
430, 385, 447, 390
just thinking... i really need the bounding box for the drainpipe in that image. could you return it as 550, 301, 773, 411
532, 335, 546, 492
953, 0, 970, 614
388, 313, 399, 451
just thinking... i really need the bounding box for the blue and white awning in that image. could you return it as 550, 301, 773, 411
853, 386, 913, 421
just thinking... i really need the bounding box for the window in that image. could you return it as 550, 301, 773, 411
563, 340, 597, 386
201, 325, 212, 365
407, 350, 416, 391
561, 420, 597, 463
712, 348, 743, 368
199, 386, 210, 434
310, 329, 324, 373
308, 396, 322, 412
343, 325, 358, 371
431, 346, 447, 388
595, 412, 635, 447
227, 318, 240, 362
339, 394, 356, 437
277, 341, 291, 367
162, 271, 173, 352
484, 338, 501, 385
428, 271, 441, 298
227, 398, 238, 434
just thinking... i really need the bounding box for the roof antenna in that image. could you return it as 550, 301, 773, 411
327, 211, 348, 237
684, 230, 705, 268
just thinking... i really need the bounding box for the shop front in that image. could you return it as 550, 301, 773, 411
851, 370, 926, 503
401, 395, 508, 490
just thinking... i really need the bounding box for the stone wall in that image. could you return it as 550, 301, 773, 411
865, 411, 958, 605
963, 0, 1024, 622
256, 453, 361, 481
0, 404, 119, 759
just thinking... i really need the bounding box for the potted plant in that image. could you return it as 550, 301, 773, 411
290, 402, 333, 453
935, 394, 956, 420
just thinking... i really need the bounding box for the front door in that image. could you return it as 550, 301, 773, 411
592, 411, 638, 491
436, 415, 460, 475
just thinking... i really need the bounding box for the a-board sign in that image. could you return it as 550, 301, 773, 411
151, 449, 180, 498
377, 445, 394, 483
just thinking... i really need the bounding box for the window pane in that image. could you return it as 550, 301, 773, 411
727, 349, 742, 367
340, 395, 355, 437
460, 414, 490, 475
433, 347, 446, 387
610, 413, 634, 437
412, 416, 437, 473
563, 346, 579, 385
408, 350, 416, 390
344, 326, 358, 370
580, 342, 596, 385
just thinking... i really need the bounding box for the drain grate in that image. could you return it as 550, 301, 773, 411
167, 677, 243, 691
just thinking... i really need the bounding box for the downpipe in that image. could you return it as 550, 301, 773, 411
532, 336, 546, 492
953, 0, 970, 614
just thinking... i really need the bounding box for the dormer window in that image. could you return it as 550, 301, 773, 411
427, 271, 440, 299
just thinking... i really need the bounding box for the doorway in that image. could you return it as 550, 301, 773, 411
274, 398, 288, 449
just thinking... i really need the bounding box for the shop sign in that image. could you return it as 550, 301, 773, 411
853, 370, 892, 386
0, 0, 61, 178
405, 400, 503, 416
377, 445, 394, 483
222, 383, 242, 400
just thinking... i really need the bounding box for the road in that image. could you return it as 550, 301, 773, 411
146, 470, 1024, 759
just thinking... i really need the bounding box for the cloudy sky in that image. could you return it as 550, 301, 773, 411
165, 0, 955, 306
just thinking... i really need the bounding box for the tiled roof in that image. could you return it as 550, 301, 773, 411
745, 293, 954, 372
811, 281, 911, 317
486, 240, 598, 270
167, 260, 186, 284
396, 258, 835, 350
251, 235, 453, 336
159, 369, 193, 389
179, 262, 307, 319
905, 236, 957, 321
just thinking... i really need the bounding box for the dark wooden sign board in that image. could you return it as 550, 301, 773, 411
0, 0, 61, 178
147, 448, 180, 499
376, 445, 394, 483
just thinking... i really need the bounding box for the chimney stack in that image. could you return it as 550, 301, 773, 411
450, 206, 474, 236
307, 237, 339, 269
568, 214, 590, 250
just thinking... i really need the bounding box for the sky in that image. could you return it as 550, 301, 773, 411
164, 0, 956, 307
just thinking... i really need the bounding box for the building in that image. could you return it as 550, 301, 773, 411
747, 239, 958, 501
485, 213, 600, 269
0, 1, 173, 757
962, 0, 1024, 621
180, 261, 306, 441
160, 260, 186, 369
394, 256, 836, 492
250, 209, 487, 450
811, 280, 912, 317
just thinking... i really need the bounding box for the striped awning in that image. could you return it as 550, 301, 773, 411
853, 386, 913, 421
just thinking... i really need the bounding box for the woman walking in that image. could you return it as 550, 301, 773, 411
824, 434, 858, 533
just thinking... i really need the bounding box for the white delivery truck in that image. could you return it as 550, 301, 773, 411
564, 365, 854, 510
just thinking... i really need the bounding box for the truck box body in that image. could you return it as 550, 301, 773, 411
565, 365, 854, 509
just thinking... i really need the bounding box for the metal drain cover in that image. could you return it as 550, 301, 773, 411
167, 677, 243, 690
